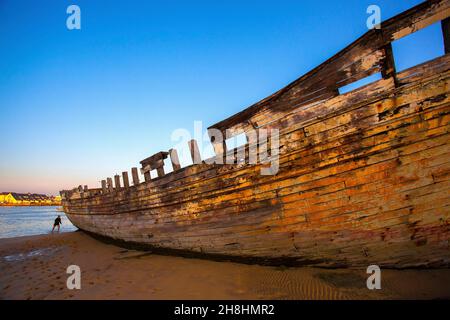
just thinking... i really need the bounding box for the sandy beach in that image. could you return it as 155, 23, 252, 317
0, 231, 449, 300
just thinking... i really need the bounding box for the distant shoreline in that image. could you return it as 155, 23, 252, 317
0, 204, 61, 207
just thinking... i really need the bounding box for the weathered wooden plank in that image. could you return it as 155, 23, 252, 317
169, 148, 181, 171
122, 171, 130, 188
156, 167, 165, 178
101, 180, 107, 194
114, 175, 121, 189
131, 167, 140, 186
188, 139, 202, 164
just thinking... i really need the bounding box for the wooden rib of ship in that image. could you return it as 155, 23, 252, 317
61, 0, 450, 268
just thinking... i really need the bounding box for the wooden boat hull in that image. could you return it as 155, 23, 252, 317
62, 0, 450, 268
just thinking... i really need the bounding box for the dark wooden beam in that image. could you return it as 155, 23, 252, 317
101, 180, 107, 194
114, 175, 121, 189
122, 171, 130, 188
381, 43, 398, 87
156, 167, 165, 178
442, 17, 450, 54
143, 170, 151, 182
131, 167, 139, 186
107, 177, 113, 192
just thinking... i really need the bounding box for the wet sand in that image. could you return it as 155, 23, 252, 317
0, 231, 449, 300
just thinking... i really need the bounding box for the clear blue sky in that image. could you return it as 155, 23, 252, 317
0, 0, 445, 195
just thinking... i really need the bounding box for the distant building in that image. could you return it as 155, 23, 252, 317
0, 192, 61, 206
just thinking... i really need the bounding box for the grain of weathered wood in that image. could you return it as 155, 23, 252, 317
101, 180, 107, 194
114, 175, 121, 189
442, 17, 450, 53
169, 149, 181, 171
188, 139, 202, 164
131, 167, 139, 186
122, 171, 130, 188
107, 177, 113, 192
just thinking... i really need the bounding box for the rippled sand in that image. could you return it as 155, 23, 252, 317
0, 232, 449, 300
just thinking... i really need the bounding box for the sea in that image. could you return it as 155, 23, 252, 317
0, 206, 77, 239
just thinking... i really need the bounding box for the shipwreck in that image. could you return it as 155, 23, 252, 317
61, 0, 450, 267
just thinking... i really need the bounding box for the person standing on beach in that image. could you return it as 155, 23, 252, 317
52, 215, 62, 232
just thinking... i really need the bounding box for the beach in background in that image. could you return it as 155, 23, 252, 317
1, 231, 449, 300
0, 206, 76, 239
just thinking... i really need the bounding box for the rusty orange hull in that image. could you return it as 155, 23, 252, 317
62, 0, 450, 267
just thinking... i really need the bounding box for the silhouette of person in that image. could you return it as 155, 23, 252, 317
52, 215, 62, 232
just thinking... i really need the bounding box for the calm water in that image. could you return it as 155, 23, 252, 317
0, 206, 77, 239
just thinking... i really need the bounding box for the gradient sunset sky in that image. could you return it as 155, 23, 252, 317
0, 0, 445, 195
